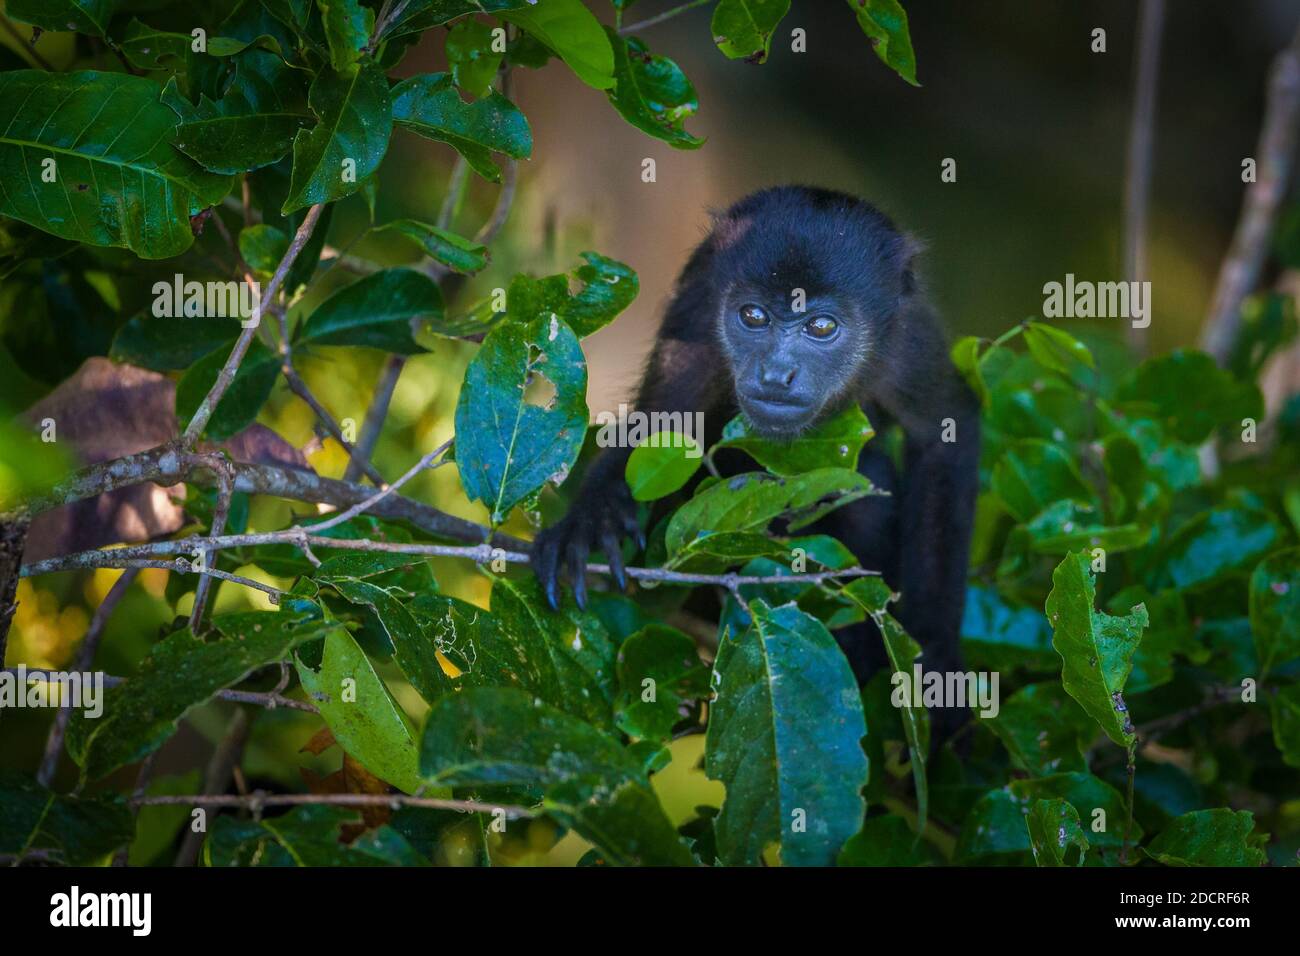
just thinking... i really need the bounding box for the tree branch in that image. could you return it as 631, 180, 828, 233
619, 0, 713, 35
19, 443, 527, 551
5, 668, 316, 713
1200, 21, 1300, 365
183, 204, 324, 441
139, 790, 537, 820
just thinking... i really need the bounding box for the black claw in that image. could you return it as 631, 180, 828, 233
545, 576, 560, 611
602, 530, 627, 591
568, 543, 589, 611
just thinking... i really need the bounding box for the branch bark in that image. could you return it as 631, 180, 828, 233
1200, 21, 1300, 365
1122, 0, 1165, 356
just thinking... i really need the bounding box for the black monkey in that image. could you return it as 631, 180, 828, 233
533, 186, 980, 736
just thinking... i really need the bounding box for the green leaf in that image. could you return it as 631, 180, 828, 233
296, 267, 441, 354
207, 805, 428, 866
175, 338, 281, 440
625, 430, 703, 501
1143, 809, 1267, 867
319, 0, 373, 73
666, 468, 876, 557
992, 438, 1094, 523
446, 18, 506, 97
0, 71, 232, 259
238, 224, 290, 276
420, 686, 638, 788
454, 315, 588, 523
1045, 552, 1146, 749
0, 771, 133, 864
163, 51, 310, 175
706, 601, 869, 866
846, 0, 918, 85
956, 772, 1139, 863
1120, 349, 1262, 444
383, 0, 529, 42
418, 686, 691, 864
391, 72, 532, 182
68, 607, 333, 780
1023, 321, 1095, 379
485, 575, 617, 726
614, 624, 710, 741
557, 252, 639, 337
6, 0, 117, 37
282, 63, 392, 213
545, 777, 696, 866
841, 578, 929, 828
500, 0, 615, 91
960, 584, 1057, 670
711, 0, 790, 63
838, 815, 934, 866
1249, 547, 1300, 676
295, 628, 423, 794
949, 335, 989, 406
986, 682, 1093, 776
606, 32, 703, 149
1155, 500, 1283, 591
1269, 684, 1300, 768
714, 404, 874, 476
373, 218, 488, 273
110, 312, 246, 372
321, 578, 453, 704
1025, 798, 1089, 866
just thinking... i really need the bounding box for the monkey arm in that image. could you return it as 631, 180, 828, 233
533, 323, 729, 609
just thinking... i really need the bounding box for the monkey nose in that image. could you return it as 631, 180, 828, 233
760, 363, 798, 388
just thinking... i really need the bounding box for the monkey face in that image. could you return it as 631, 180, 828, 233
718, 289, 865, 439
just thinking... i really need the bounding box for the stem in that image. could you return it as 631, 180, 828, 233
8, 668, 314, 713
308, 440, 451, 534
619, 0, 713, 35
138, 790, 536, 820
183, 204, 324, 442
175, 709, 250, 866
22, 532, 879, 592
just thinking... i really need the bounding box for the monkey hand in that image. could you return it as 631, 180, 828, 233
531, 479, 642, 611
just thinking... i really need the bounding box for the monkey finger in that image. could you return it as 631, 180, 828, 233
600, 529, 627, 591
566, 540, 589, 610
535, 534, 564, 611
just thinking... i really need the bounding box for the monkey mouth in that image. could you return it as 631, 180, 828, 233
738, 393, 818, 435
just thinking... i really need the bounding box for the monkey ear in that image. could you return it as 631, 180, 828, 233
884, 232, 925, 294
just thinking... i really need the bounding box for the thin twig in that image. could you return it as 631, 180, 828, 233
619, 0, 713, 35
1122, 0, 1165, 357
282, 364, 388, 486
308, 439, 452, 533
113, 752, 158, 867
1201, 21, 1300, 365
21, 531, 878, 593
35, 567, 139, 787
5, 668, 316, 713
188, 454, 236, 627
140, 790, 537, 819
175, 709, 250, 866
343, 355, 406, 484
184, 204, 324, 441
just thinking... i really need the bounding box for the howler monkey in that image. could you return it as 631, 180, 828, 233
533, 186, 980, 736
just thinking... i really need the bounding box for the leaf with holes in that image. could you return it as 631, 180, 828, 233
454, 315, 588, 523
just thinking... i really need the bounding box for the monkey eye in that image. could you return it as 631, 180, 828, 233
804, 315, 838, 339
738, 304, 770, 329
